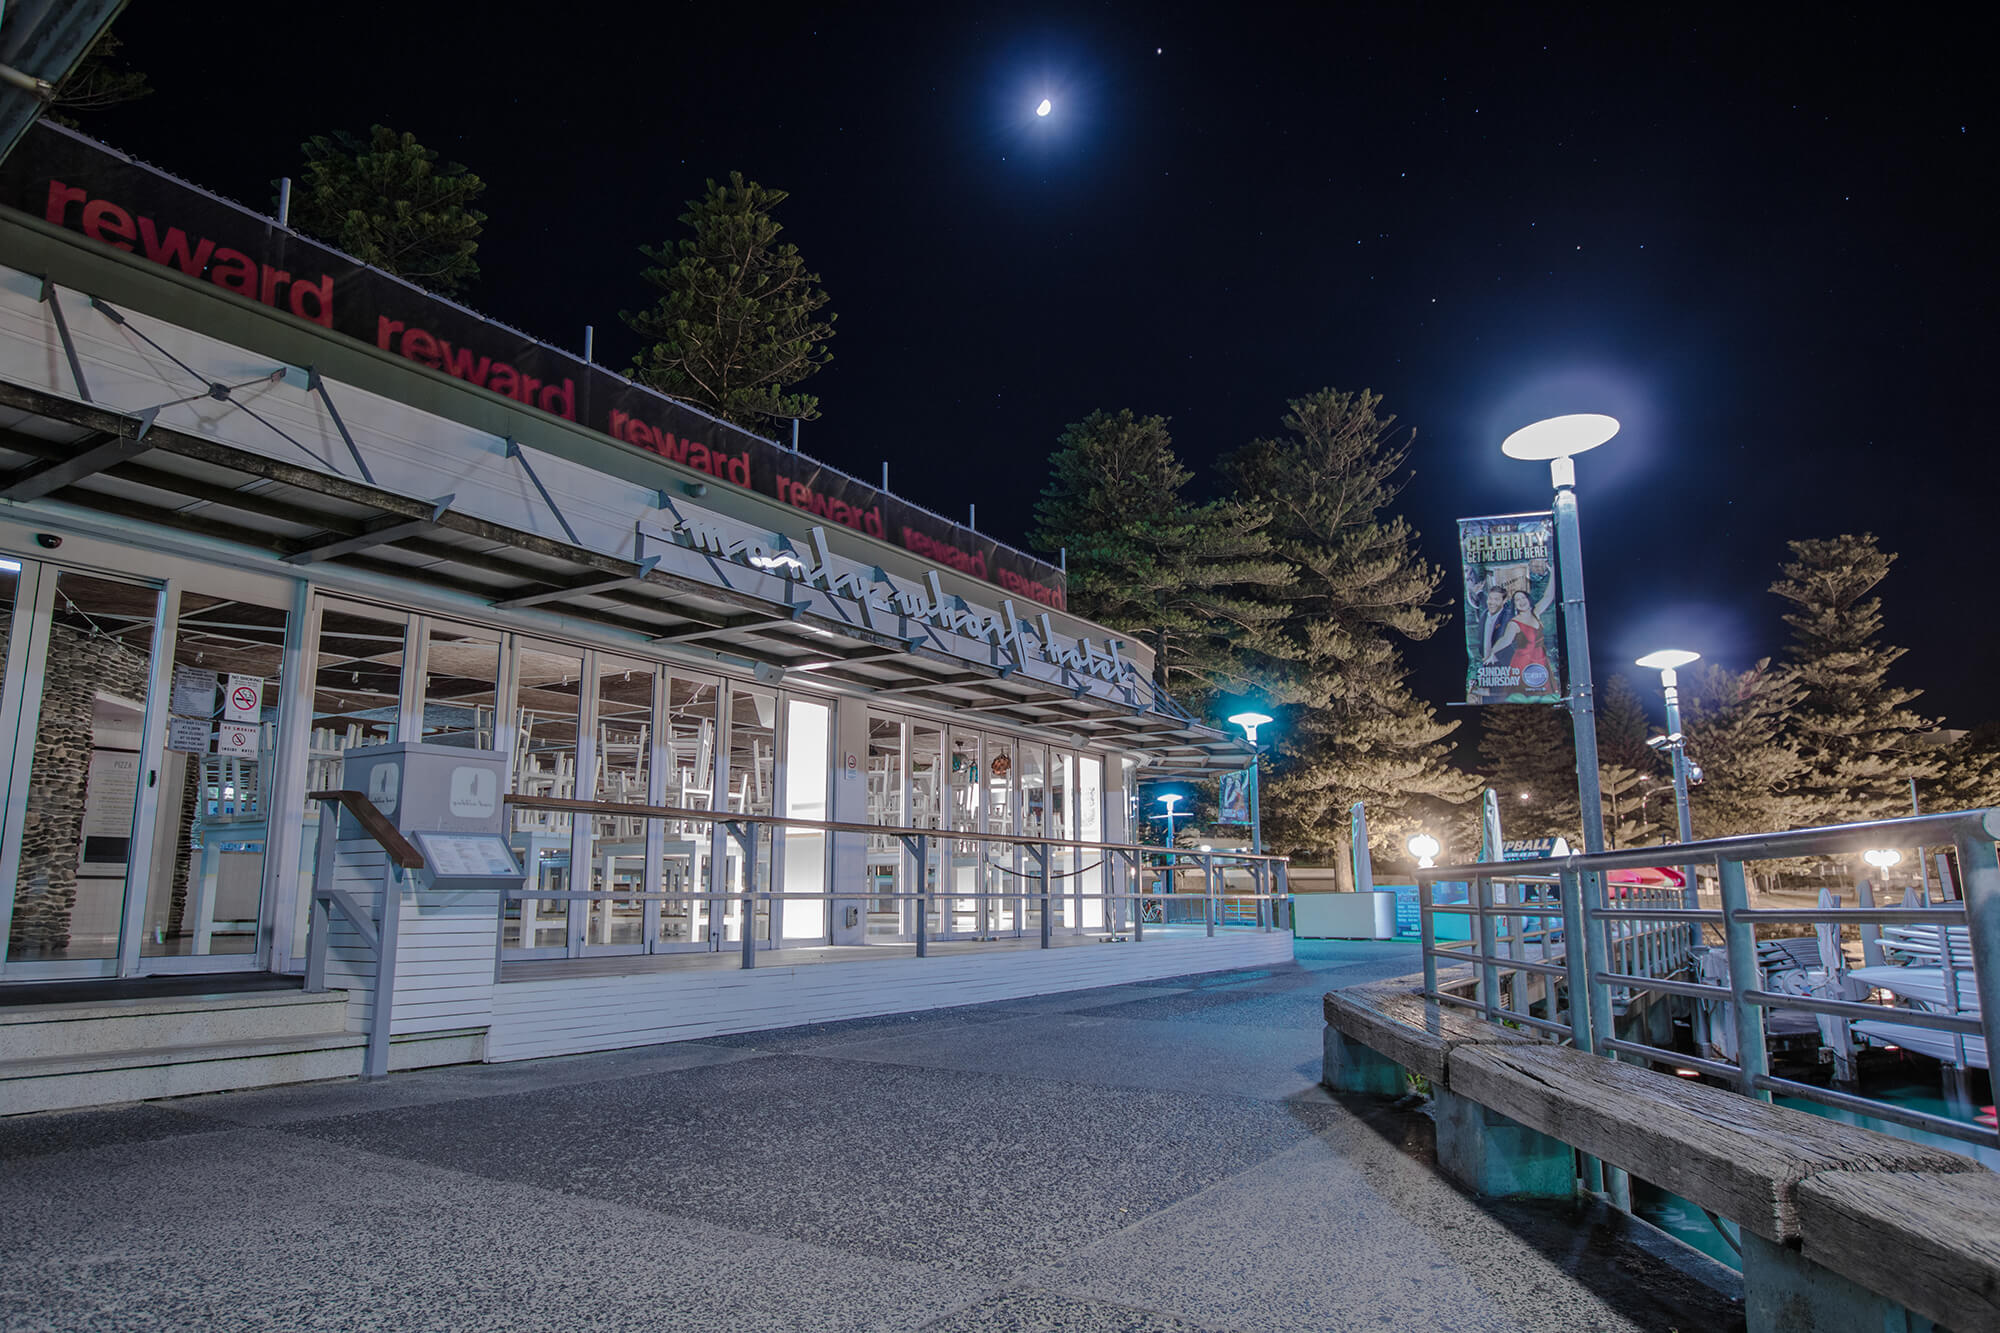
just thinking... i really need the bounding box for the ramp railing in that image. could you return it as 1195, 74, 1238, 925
1416, 808, 2000, 1151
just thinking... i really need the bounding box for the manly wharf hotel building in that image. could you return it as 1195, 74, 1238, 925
0, 124, 1283, 1112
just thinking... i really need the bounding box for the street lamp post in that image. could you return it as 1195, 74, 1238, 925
1501, 414, 1619, 859
1156, 793, 1183, 846
1635, 650, 1700, 849
1225, 710, 1272, 856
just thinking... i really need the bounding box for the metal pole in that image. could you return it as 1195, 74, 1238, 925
1248, 749, 1264, 855
1039, 842, 1053, 948
1551, 466, 1608, 858
1717, 857, 1769, 1100
584, 324, 594, 363
1203, 852, 1217, 936
1661, 670, 1698, 927
1913, 778, 1932, 900
1419, 872, 1437, 994
791, 420, 800, 452
277, 176, 292, 227
882, 460, 889, 490
741, 829, 759, 970
365, 864, 402, 1080
914, 833, 929, 958
1952, 828, 2000, 1062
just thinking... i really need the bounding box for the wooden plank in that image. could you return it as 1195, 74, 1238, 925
1450, 1043, 1980, 1242
1322, 974, 1531, 1086
1796, 1169, 2000, 1333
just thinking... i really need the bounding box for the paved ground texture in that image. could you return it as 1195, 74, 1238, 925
0, 940, 1743, 1332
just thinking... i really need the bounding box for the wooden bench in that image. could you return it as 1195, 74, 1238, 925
1450, 1042, 1978, 1243
1321, 969, 1526, 1088
1323, 974, 2000, 1329
1794, 1168, 2000, 1333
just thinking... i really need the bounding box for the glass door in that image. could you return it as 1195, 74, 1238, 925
984, 739, 1019, 937
0, 565, 164, 977
946, 730, 983, 939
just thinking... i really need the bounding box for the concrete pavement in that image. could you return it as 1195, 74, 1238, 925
0, 940, 1741, 1331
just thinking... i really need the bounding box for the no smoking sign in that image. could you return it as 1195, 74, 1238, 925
223, 673, 263, 722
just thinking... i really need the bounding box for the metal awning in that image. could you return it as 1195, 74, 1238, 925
0, 380, 1248, 776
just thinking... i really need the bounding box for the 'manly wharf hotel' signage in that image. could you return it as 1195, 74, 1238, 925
0, 123, 1068, 610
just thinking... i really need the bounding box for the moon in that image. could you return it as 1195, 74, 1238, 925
1036, 98, 1052, 117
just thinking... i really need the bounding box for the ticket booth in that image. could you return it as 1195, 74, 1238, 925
326, 742, 522, 1075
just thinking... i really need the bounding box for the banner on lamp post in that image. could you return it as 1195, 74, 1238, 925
1218, 767, 1252, 824
1459, 513, 1563, 704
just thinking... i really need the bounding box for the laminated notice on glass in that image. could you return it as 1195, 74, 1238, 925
166, 717, 210, 753
171, 664, 217, 717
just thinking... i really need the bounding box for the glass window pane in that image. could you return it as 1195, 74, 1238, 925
587, 655, 653, 948
297, 603, 408, 959
1078, 755, 1104, 929
506, 643, 583, 951
865, 715, 903, 938
662, 675, 718, 945
780, 698, 829, 941
722, 685, 776, 943
421, 623, 498, 747
910, 723, 943, 937
144, 592, 289, 957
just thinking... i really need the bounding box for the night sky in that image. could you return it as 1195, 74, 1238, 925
78, 4, 1994, 734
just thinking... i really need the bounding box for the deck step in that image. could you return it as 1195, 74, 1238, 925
0, 1026, 485, 1116
0, 989, 351, 1060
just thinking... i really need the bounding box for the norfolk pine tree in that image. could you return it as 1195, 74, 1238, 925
1476, 704, 1581, 843
1220, 388, 1479, 869
290, 127, 486, 296
1030, 410, 1289, 708
1680, 659, 1808, 837
1770, 534, 1939, 824
622, 173, 834, 435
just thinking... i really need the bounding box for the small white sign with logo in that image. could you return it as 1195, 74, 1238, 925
215, 722, 258, 757
223, 674, 263, 723
449, 765, 498, 818
367, 761, 400, 816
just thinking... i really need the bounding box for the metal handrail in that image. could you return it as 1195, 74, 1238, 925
498, 792, 1291, 966
1414, 806, 2000, 1153
303, 790, 420, 1079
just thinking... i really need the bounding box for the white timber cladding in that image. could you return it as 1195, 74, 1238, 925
320, 840, 500, 1036
0, 265, 1152, 705
485, 931, 1295, 1062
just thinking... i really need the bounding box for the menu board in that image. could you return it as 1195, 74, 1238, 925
416, 833, 521, 880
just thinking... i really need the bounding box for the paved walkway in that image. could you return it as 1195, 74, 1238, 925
0, 941, 1740, 1332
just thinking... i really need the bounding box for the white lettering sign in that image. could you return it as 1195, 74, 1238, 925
641, 508, 1139, 686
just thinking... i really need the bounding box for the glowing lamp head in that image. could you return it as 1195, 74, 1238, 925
1158, 794, 1181, 812
1036, 98, 1052, 117
1636, 649, 1700, 672
1501, 413, 1621, 461
1226, 710, 1273, 743
1407, 833, 1441, 868
1863, 848, 1903, 870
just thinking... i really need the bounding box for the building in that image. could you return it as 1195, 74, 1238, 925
0, 124, 1283, 1105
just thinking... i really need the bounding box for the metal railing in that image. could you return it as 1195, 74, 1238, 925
499, 793, 1290, 969
303, 790, 427, 1079
1417, 808, 2000, 1152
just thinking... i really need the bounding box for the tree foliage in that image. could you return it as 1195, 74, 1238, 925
1681, 659, 1809, 837
622, 172, 834, 434
1770, 534, 1938, 824
1219, 389, 1478, 866
47, 31, 150, 127
1030, 409, 1288, 704
290, 126, 486, 296
1476, 705, 1579, 842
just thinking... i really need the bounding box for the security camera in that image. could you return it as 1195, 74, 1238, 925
33, 533, 61, 550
